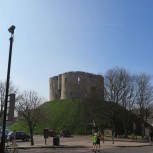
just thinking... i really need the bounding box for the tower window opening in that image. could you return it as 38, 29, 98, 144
78, 77, 80, 84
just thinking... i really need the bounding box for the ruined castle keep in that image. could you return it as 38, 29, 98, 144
49, 71, 104, 101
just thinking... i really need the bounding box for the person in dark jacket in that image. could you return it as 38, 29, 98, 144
96, 132, 101, 152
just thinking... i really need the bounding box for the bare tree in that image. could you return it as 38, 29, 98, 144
104, 68, 118, 103
0, 80, 18, 122
104, 67, 136, 136
134, 73, 153, 137
16, 90, 47, 145
104, 67, 135, 106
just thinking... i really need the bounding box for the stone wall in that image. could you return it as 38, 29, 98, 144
49, 71, 104, 101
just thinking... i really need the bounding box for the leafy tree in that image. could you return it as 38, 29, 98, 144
16, 90, 46, 145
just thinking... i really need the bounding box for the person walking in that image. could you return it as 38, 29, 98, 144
96, 132, 101, 152
92, 133, 97, 152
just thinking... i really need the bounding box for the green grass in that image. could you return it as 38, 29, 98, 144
9, 99, 89, 134
41, 99, 88, 134
9, 99, 144, 135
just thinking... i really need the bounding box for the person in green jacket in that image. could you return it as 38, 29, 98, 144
92, 133, 97, 152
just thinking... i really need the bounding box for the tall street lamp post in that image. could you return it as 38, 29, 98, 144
0, 25, 15, 153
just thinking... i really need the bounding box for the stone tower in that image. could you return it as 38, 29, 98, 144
49, 71, 104, 101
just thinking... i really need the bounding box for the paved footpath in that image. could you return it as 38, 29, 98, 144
8, 135, 153, 153
18, 146, 153, 153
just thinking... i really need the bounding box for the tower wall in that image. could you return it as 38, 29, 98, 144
49, 76, 61, 100
49, 71, 104, 101
61, 71, 88, 99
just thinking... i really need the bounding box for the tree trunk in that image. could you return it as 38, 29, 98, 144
30, 127, 34, 145
141, 122, 144, 138
123, 122, 127, 137
123, 110, 127, 137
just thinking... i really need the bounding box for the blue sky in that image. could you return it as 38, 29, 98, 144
0, 0, 153, 100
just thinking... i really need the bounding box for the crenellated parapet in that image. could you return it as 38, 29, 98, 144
49, 71, 104, 101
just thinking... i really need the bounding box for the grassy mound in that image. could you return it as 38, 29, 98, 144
9, 99, 144, 135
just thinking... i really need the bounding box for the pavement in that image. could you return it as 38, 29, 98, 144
7, 135, 153, 149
